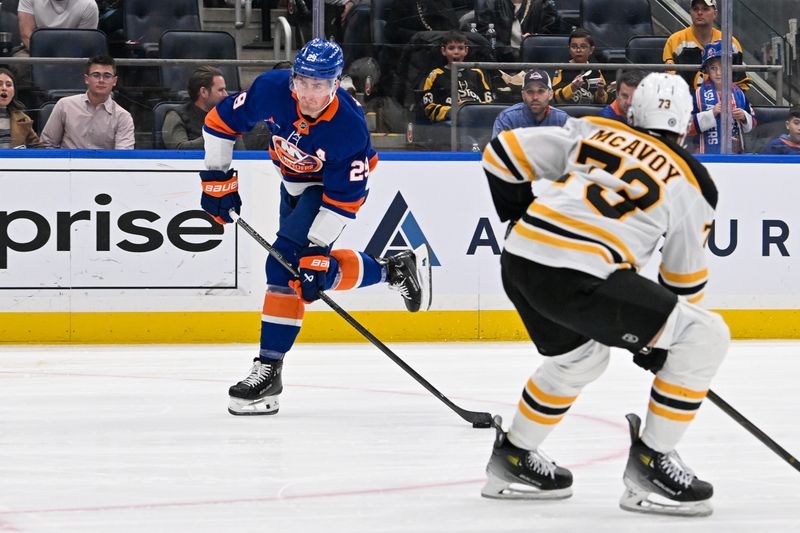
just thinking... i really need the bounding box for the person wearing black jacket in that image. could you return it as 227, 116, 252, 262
475, 0, 561, 61
386, 0, 460, 45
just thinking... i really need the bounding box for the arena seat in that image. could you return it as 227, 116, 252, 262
580, 0, 652, 62
159, 30, 239, 99
520, 34, 571, 65
557, 0, 581, 30
558, 104, 604, 118
29, 28, 108, 100
625, 35, 668, 67
123, 0, 200, 57
152, 101, 185, 149
456, 103, 509, 151
746, 106, 791, 154
35, 100, 56, 135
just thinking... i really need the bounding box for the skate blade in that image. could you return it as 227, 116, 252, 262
480, 472, 572, 501
228, 395, 280, 416
413, 244, 432, 312
619, 481, 712, 517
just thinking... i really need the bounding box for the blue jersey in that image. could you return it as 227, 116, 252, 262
204, 69, 377, 220
599, 100, 626, 124
492, 104, 569, 138
761, 135, 800, 155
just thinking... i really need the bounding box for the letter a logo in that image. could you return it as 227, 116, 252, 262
365, 192, 440, 266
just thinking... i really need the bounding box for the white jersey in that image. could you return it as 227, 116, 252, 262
482, 116, 717, 303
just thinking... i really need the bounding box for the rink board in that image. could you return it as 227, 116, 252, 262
1, 151, 799, 342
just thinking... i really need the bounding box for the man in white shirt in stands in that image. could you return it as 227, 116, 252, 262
17, 0, 99, 51
42, 55, 135, 149
14, 0, 99, 87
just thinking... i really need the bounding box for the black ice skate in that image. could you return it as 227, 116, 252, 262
481, 417, 573, 500
228, 358, 283, 416
384, 245, 432, 312
619, 413, 713, 517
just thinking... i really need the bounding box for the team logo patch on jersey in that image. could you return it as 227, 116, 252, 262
272, 135, 324, 173
365, 192, 440, 266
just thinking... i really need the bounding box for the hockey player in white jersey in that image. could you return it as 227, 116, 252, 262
480, 73, 729, 517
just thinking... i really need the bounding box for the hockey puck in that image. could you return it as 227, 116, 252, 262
473, 420, 492, 429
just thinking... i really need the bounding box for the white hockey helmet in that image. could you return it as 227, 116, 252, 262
628, 73, 692, 136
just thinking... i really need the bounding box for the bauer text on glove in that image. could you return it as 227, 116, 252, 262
200, 169, 241, 224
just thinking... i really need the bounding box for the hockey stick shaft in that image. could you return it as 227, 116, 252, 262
230, 212, 494, 428
706, 389, 800, 472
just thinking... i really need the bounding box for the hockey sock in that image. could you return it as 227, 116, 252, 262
641, 375, 707, 452
508, 340, 609, 450
508, 374, 578, 450
329, 250, 382, 290
641, 300, 729, 452
260, 285, 305, 355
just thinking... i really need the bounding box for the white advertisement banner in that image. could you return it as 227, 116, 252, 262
0, 153, 798, 313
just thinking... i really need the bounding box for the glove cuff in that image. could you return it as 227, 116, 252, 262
200, 169, 238, 198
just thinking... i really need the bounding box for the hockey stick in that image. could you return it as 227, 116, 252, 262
706, 389, 799, 473
230, 211, 494, 429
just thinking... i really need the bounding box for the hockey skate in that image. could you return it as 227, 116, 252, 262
619, 413, 713, 517
481, 418, 573, 500
384, 245, 432, 312
228, 358, 283, 416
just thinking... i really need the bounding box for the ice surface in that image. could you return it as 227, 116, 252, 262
1, 341, 798, 532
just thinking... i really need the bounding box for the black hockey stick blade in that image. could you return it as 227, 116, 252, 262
707, 389, 800, 473
230, 212, 494, 429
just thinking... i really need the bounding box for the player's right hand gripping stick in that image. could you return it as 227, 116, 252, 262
289, 246, 330, 303
200, 169, 241, 224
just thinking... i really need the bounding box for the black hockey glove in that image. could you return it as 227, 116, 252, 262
289, 246, 330, 303
200, 169, 241, 224
632, 347, 668, 374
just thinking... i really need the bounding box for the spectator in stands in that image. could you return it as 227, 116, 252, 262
761, 106, 800, 155
492, 69, 567, 137
599, 70, 644, 124
17, 0, 99, 52
386, 0, 459, 45
13, 0, 99, 88
163, 66, 244, 151
552, 28, 609, 106
0, 67, 47, 148
689, 41, 755, 154
475, 0, 561, 62
421, 31, 493, 123
663, 0, 749, 91
41, 55, 134, 149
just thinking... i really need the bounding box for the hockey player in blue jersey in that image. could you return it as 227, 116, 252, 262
199, 39, 433, 416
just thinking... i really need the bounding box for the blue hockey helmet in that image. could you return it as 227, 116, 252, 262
292, 38, 344, 81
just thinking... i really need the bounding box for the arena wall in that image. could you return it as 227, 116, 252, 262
1, 151, 798, 343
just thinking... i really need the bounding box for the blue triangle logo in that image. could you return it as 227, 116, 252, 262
365, 192, 441, 266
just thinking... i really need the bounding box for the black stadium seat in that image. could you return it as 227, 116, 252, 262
520, 34, 571, 65
580, 0, 652, 62
626, 35, 668, 67
746, 106, 791, 154
159, 30, 239, 99
456, 103, 509, 151
558, 104, 604, 118
557, 0, 581, 29
123, 0, 201, 57
371, 0, 393, 49
29, 28, 108, 100
36, 101, 56, 135
152, 101, 185, 149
